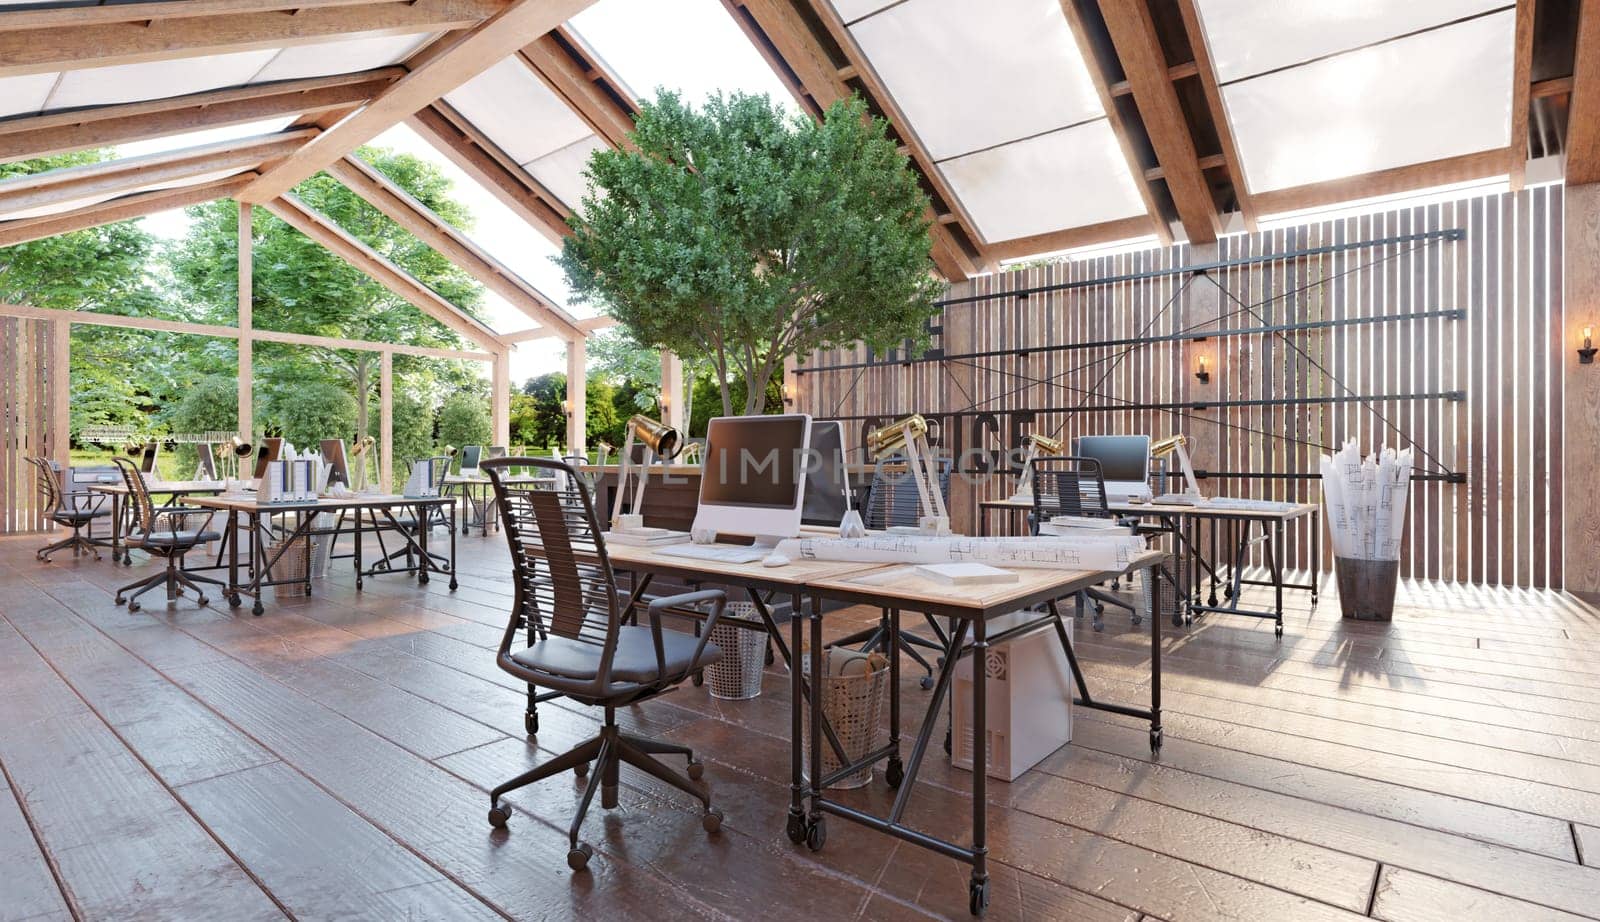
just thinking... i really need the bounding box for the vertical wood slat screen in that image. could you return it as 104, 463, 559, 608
1, 315, 63, 535
797, 185, 1564, 590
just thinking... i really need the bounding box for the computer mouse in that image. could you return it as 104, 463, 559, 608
761, 552, 791, 568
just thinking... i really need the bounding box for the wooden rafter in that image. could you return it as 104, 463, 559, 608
262, 194, 508, 350
1172, 0, 1256, 229
1057, 0, 1172, 246
720, 0, 982, 280
520, 27, 639, 150
504, 315, 614, 343
0, 131, 314, 218
985, 216, 1155, 262
0, 176, 251, 248
1251, 149, 1511, 217
407, 104, 573, 243
1097, 0, 1218, 244
0, 0, 421, 30
326, 154, 584, 339
1510, 0, 1537, 190
0, 0, 507, 79
1571, 0, 1600, 185
239, 0, 598, 205
0, 70, 397, 166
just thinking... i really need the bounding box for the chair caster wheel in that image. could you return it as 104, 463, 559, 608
197, 595, 209, 607
128, 602, 141, 612
1092, 620, 1105, 633
885, 758, 904, 789
487, 802, 511, 828
970, 879, 990, 916
1274, 624, 1284, 639
805, 816, 826, 852
1150, 727, 1163, 754
785, 811, 806, 844
701, 807, 722, 833
919, 676, 934, 690
687, 760, 704, 781
943, 729, 952, 756
765, 645, 775, 666
524, 712, 538, 736
567, 842, 593, 871
692, 671, 704, 687
574, 761, 589, 778
115, 595, 126, 606
1094, 602, 1105, 615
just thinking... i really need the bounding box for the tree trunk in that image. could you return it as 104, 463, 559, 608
354, 353, 372, 440
743, 372, 766, 416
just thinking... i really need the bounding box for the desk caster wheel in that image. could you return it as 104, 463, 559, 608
805, 816, 827, 852
1274, 623, 1284, 639
567, 842, 593, 871
786, 811, 806, 844
128, 601, 142, 612
692, 671, 704, 687
885, 758, 904, 789
228, 593, 241, 609
969, 879, 990, 916
687, 760, 704, 781
574, 761, 589, 778
525, 711, 538, 736
1150, 727, 1163, 754
919, 675, 934, 690
943, 728, 952, 756
702, 807, 722, 833
418, 574, 430, 585
488, 801, 511, 828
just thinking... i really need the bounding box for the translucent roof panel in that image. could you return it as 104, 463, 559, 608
845, 0, 1102, 161
1196, 0, 1509, 83
1223, 11, 1513, 193
443, 58, 593, 165
249, 31, 437, 83
570, 0, 794, 107
831, 0, 897, 22
525, 135, 607, 212
937, 120, 1146, 242
48, 50, 279, 110
0, 72, 56, 119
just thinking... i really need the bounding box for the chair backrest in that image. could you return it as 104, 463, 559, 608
1029, 456, 1113, 531
28, 457, 65, 516
484, 456, 622, 694
113, 456, 157, 535
864, 454, 952, 530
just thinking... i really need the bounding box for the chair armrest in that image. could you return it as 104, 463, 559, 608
646, 589, 726, 682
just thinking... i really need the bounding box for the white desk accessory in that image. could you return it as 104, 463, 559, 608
1009, 432, 1064, 502
774, 533, 1145, 571
866, 414, 950, 536
915, 562, 1019, 585
1149, 433, 1204, 505
656, 543, 767, 563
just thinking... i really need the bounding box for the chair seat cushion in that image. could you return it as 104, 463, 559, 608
52, 508, 106, 525
510, 625, 721, 684
133, 529, 221, 549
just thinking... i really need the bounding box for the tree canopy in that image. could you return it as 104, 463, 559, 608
560, 91, 943, 416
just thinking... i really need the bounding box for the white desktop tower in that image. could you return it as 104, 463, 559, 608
950, 612, 1074, 782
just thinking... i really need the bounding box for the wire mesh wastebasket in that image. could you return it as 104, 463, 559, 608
800, 638, 889, 790
706, 602, 768, 700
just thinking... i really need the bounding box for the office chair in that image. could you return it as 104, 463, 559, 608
1028, 455, 1139, 631
111, 457, 224, 611
832, 454, 954, 689
374, 456, 453, 572
481, 457, 725, 870
28, 457, 110, 561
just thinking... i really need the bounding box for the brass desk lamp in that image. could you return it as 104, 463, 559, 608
1150, 433, 1203, 500
866, 414, 951, 535
610, 414, 683, 532
1009, 432, 1065, 502
349, 435, 375, 492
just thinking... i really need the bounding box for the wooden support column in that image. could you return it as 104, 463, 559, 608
491, 347, 510, 447
1565, 183, 1600, 598
1185, 245, 1221, 481
237, 202, 253, 439
50, 319, 69, 470
661, 350, 686, 432
380, 349, 394, 493
566, 335, 586, 455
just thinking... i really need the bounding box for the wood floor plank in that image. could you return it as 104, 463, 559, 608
1370, 866, 1594, 922
0, 776, 72, 922
1579, 824, 1599, 866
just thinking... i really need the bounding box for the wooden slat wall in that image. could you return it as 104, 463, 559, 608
798, 185, 1564, 589
1, 315, 64, 535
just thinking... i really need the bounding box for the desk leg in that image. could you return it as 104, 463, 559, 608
250, 512, 264, 616
1272, 519, 1285, 639
1151, 566, 1164, 753
417, 505, 431, 585
1311, 509, 1321, 604
886, 608, 904, 788
969, 617, 990, 915
786, 594, 807, 845
226, 510, 241, 608
354, 509, 365, 590
978, 508, 988, 538
805, 603, 825, 848
448, 503, 458, 590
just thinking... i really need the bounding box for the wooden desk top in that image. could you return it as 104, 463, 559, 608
979, 496, 1034, 510
602, 541, 880, 589
187, 493, 453, 513
1110, 500, 1318, 520
444, 474, 555, 485
88, 480, 225, 496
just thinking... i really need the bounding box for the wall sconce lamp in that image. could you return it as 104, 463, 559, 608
562, 398, 573, 416
1582, 326, 1597, 364
1194, 354, 1211, 384
783, 382, 797, 405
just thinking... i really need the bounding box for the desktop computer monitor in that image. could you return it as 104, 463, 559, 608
139, 442, 160, 474
486, 445, 507, 460
1075, 434, 1151, 501
692, 414, 812, 540
253, 437, 283, 480
321, 439, 349, 489
195, 443, 218, 480
460, 445, 482, 473
802, 420, 849, 527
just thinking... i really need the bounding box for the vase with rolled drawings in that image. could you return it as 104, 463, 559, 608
1320, 440, 1412, 621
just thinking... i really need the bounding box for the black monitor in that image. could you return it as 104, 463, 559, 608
321, 439, 349, 488
460, 445, 482, 470
253, 437, 283, 480
139, 441, 160, 474
195, 443, 217, 480
802, 420, 849, 527
1074, 434, 1151, 485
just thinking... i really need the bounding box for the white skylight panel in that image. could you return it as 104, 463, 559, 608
1223, 11, 1513, 193
848, 0, 1102, 161
116, 117, 297, 159
1196, 0, 1509, 83
830, 0, 898, 23
525, 135, 607, 213
937, 120, 1146, 242
249, 31, 437, 84
0, 72, 56, 119
46, 50, 279, 110
443, 58, 592, 167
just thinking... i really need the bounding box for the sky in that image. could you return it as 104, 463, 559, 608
119, 0, 796, 387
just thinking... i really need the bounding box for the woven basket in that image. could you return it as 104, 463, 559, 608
706, 602, 768, 700
800, 637, 889, 790
270, 534, 315, 599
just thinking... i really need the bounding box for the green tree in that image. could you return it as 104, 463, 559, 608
260, 381, 358, 452
166, 376, 238, 471
436, 390, 491, 457
389, 389, 435, 470
518, 372, 568, 450
561, 91, 942, 416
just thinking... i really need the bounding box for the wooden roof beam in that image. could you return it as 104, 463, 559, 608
504, 315, 614, 343
1510, 0, 1537, 190
0, 130, 314, 218
0, 70, 397, 166
239, 0, 598, 204
985, 215, 1157, 262
1251, 148, 1510, 217
0, 0, 507, 79
263, 193, 508, 350
519, 27, 639, 149
0, 176, 251, 248
0, 1, 420, 30
326, 153, 585, 339
1097, 0, 1219, 244
1173, 0, 1256, 229
1568, 0, 1600, 184
407, 104, 573, 243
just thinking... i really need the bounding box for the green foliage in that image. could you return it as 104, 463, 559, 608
436, 391, 491, 457
388, 389, 435, 470
516, 372, 568, 450
689, 368, 783, 437
166, 376, 238, 471
585, 376, 621, 447
261, 381, 358, 452
561, 91, 942, 416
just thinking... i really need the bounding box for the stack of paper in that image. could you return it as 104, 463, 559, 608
1319, 440, 1413, 561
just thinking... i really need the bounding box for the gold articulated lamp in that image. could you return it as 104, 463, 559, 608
866, 413, 951, 535
610, 414, 684, 532
1009, 432, 1065, 502
1150, 433, 1203, 502
349, 435, 376, 492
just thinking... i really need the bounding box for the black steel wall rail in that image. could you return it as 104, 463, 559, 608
1196, 470, 1468, 484
820, 390, 1466, 423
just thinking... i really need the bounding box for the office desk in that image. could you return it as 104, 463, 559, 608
1110, 500, 1319, 637
189, 493, 456, 615
88, 480, 226, 565
976, 496, 1033, 536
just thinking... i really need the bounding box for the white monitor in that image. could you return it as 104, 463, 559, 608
1075, 434, 1152, 502
692, 414, 812, 543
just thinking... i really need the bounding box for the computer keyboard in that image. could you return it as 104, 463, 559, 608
655, 543, 768, 564
1152, 493, 1199, 506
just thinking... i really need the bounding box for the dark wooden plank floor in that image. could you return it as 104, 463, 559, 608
3, 531, 1600, 921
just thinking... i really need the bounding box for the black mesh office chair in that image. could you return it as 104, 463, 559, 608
28, 457, 109, 561
482, 457, 725, 870
374, 455, 453, 571
1029, 455, 1138, 631
111, 457, 224, 611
